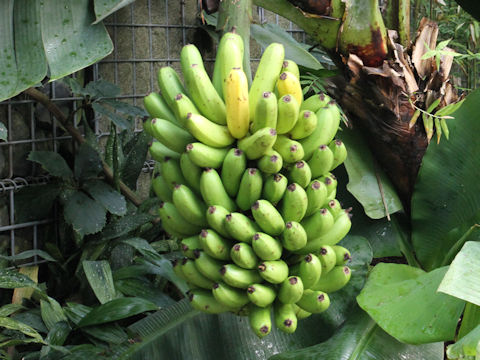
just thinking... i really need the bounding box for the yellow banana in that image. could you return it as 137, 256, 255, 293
276, 71, 303, 106
225, 68, 250, 139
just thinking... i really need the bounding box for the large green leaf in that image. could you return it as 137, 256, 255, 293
84, 180, 127, 216
82, 260, 116, 304
0, 268, 40, 289
93, 0, 135, 24
438, 241, 480, 306
77, 297, 158, 327
251, 23, 323, 70
0, 1, 16, 100
116, 236, 372, 359
63, 191, 107, 236
412, 90, 480, 270
357, 263, 465, 344
270, 307, 444, 360
446, 324, 480, 359
340, 128, 403, 219
40, 0, 113, 81
28, 151, 73, 179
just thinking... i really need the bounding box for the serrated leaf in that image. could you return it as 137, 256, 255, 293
92, 102, 132, 130
28, 151, 73, 179
14, 183, 61, 223
412, 89, 480, 270
0, 317, 44, 343
120, 131, 150, 189
93, 0, 135, 24
340, 129, 403, 219
64, 191, 107, 236
0, 268, 40, 289
77, 297, 158, 327
357, 264, 465, 344
84, 180, 127, 216
0, 122, 7, 141
84, 79, 121, 99
251, 23, 323, 70
102, 99, 147, 117
446, 324, 480, 359
40, 0, 113, 81
95, 213, 153, 241
0, 249, 56, 262
82, 260, 116, 304
74, 143, 102, 181
438, 241, 480, 306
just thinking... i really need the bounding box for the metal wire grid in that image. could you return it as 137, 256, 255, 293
0, 0, 305, 266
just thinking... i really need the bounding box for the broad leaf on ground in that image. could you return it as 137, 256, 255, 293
357, 263, 465, 344
438, 241, 480, 306
411, 89, 480, 270
82, 260, 116, 304
340, 128, 403, 219
251, 23, 323, 70
63, 191, 107, 236
270, 306, 444, 360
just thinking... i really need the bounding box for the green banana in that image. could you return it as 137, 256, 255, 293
300, 103, 341, 161
143, 92, 177, 124
296, 289, 330, 314
200, 168, 237, 212
300, 93, 331, 112
161, 157, 186, 189
172, 258, 187, 281
221, 148, 247, 198
298, 253, 322, 289
332, 245, 352, 265
281, 60, 300, 80
186, 143, 229, 169
236, 168, 263, 211
230, 242, 259, 269
212, 32, 244, 99
289, 110, 318, 140
273, 135, 304, 164
225, 212, 260, 243
312, 266, 351, 293
292, 303, 312, 320
247, 283, 276, 307
281, 221, 307, 251
171, 93, 200, 127
158, 202, 202, 236
279, 183, 308, 223
328, 139, 348, 171
180, 236, 202, 258
143, 117, 154, 136
276, 94, 300, 134
257, 150, 283, 175
249, 42, 285, 120
248, 304, 272, 338
193, 249, 224, 282
308, 145, 334, 178
220, 264, 262, 289
276, 72, 303, 107
327, 199, 343, 219
274, 302, 297, 334
212, 282, 249, 308
149, 141, 180, 162
180, 258, 215, 289
151, 174, 172, 202
181, 45, 227, 125
185, 112, 234, 148
299, 209, 335, 243
199, 229, 231, 261
319, 174, 338, 201
305, 180, 328, 217
180, 153, 202, 194
262, 173, 288, 204
150, 118, 194, 153
157, 66, 188, 109
301, 211, 352, 252
252, 232, 283, 261
251, 200, 285, 236
172, 184, 207, 227
258, 260, 289, 284
288, 161, 312, 188
206, 205, 231, 239
188, 289, 231, 314
277, 276, 304, 304
317, 245, 337, 274
250, 91, 277, 134
238, 127, 277, 160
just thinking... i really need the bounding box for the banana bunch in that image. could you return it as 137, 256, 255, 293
144, 32, 352, 338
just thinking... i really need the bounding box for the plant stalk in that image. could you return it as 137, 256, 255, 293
24, 87, 142, 207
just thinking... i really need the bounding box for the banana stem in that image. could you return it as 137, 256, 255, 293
217, 0, 253, 84
24, 87, 142, 207
385, 0, 410, 47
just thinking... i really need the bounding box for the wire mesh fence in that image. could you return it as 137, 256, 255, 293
0, 0, 305, 266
